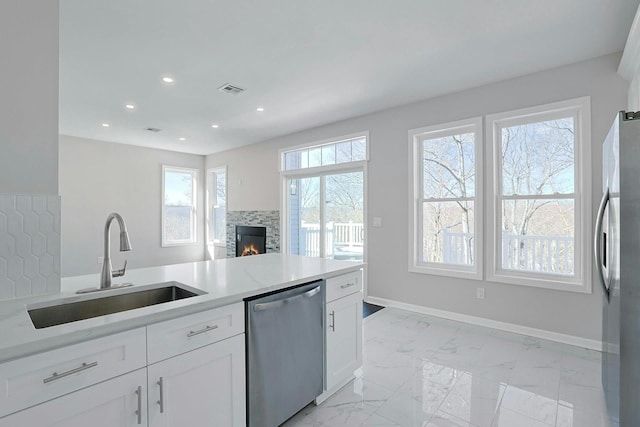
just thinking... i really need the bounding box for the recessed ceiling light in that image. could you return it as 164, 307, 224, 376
256, 107, 265, 112
101, 123, 110, 127
161, 76, 175, 84
124, 104, 136, 110
179, 137, 186, 141
211, 124, 219, 128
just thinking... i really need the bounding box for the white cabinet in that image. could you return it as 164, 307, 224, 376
0, 304, 246, 427
147, 333, 246, 427
326, 290, 363, 391
0, 368, 147, 427
0, 327, 147, 418
317, 269, 364, 403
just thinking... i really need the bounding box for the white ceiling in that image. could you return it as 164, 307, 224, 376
59, 0, 639, 155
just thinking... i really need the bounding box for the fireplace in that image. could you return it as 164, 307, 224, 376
236, 226, 267, 257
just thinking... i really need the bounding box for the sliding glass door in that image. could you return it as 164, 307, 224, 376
287, 171, 364, 262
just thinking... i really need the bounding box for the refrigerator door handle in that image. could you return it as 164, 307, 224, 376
594, 187, 610, 300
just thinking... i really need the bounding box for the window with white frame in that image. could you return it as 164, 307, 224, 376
282, 135, 367, 171
486, 97, 591, 292
281, 132, 367, 263
207, 167, 226, 244
409, 117, 483, 279
162, 165, 197, 246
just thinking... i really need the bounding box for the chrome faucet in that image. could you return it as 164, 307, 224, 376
100, 213, 132, 289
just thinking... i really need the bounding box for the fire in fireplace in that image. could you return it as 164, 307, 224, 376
236, 226, 267, 257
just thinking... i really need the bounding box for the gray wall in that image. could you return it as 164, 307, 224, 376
59, 135, 206, 277
206, 53, 628, 341
0, 0, 59, 194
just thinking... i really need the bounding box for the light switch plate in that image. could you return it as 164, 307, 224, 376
373, 217, 382, 227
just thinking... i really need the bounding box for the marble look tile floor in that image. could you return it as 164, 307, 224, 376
282, 308, 615, 427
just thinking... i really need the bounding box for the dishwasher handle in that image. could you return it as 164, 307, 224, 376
252, 285, 321, 312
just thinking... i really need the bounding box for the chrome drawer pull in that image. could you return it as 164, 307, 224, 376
340, 282, 356, 289
187, 324, 218, 337
157, 377, 165, 413
329, 310, 336, 331
43, 361, 98, 384
135, 385, 142, 424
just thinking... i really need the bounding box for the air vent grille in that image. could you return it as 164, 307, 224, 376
218, 83, 245, 95
145, 127, 161, 133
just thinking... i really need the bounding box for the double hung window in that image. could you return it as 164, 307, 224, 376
409, 118, 483, 279
162, 165, 197, 246
486, 97, 591, 292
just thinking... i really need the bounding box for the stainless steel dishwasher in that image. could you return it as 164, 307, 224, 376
246, 280, 324, 427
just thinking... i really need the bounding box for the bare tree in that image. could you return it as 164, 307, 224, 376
422, 133, 475, 264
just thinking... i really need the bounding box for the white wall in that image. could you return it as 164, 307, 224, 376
59, 136, 206, 277
0, 0, 59, 194
207, 53, 627, 341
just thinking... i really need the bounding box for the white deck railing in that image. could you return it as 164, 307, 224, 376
442, 230, 574, 274
299, 222, 364, 257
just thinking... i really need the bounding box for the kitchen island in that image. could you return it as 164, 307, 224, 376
0, 254, 364, 426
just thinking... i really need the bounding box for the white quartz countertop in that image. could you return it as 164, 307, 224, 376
0, 254, 363, 364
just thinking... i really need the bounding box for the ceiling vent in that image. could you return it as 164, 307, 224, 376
145, 127, 161, 133
217, 83, 245, 95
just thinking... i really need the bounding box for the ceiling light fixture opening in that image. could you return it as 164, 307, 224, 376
161, 76, 175, 84
179, 137, 186, 141
101, 123, 110, 127
211, 124, 219, 128
256, 107, 265, 112
124, 104, 136, 110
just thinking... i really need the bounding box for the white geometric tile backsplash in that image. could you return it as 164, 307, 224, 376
0, 195, 61, 300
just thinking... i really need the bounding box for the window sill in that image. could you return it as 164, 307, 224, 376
162, 241, 198, 248
409, 263, 482, 281
487, 270, 591, 294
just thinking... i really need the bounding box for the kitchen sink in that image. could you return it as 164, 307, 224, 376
28, 282, 204, 329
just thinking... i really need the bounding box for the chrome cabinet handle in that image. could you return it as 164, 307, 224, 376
329, 310, 335, 331
187, 324, 218, 337
340, 282, 356, 289
157, 377, 165, 413
594, 187, 610, 300
135, 385, 142, 424
43, 361, 98, 384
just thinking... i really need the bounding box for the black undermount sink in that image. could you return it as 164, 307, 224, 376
28, 282, 202, 329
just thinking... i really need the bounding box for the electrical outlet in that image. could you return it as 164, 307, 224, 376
373, 217, 383, 227
97, 256, 104, 264
476, 287, 485, 299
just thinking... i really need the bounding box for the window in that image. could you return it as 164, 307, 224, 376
162, 165, 197, 246
207, 167, 227, 244
282, 133, 368, 171
486, 97, 591, 292
281, 132, 367, 265
409, 117, 483, 279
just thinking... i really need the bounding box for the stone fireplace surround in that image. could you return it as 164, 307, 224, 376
226, 210, 280, 258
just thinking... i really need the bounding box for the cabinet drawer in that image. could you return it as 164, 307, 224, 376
147, 303, 244, 364
0, 327, 146, 418
326, 270, 362, 303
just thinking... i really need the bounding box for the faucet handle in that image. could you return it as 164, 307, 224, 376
112, 260, 127, 278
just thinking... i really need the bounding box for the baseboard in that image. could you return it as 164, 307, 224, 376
365, 296, 603, 352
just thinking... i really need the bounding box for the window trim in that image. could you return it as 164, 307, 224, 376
485, 97, 592, 293
162, 165, 198, 247
408, 116, 484, 280
206, 165, 227, 246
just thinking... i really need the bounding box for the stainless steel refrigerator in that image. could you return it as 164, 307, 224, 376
596, 111, 640, 426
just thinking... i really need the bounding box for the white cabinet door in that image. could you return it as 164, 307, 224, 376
0, 368, 146, 427
147, 333, 245, 427
326, 291, 363, 391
